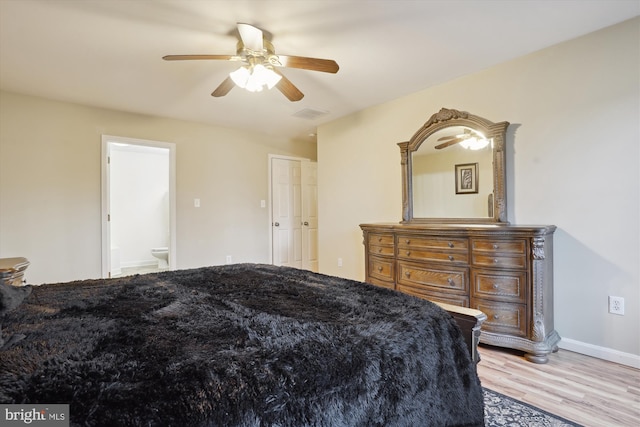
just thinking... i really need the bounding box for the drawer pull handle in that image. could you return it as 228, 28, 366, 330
447, 278, 455, 286
405, 239, 410, 244
405, 271, 411, 277
448, 255, 454, 261
448, 242, 454, 248
378, 248, 382, 253
377, 266, 383, 272
378, 237, 382, 242
493, 314, 500, 320
493, 284, 499, 289
406, 251, 411, 256
493, 258, 499, 264
493, 244, 499, 249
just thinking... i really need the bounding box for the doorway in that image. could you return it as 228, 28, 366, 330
269, 156, 318, 272
101, 135, 176, 278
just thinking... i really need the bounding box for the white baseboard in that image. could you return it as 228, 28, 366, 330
559, 338, 640, 369
121, 260, 157, 269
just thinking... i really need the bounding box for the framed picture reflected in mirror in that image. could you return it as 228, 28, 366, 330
455, 163, 478, 194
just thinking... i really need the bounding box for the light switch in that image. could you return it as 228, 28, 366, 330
260, 200, 266, 208
194, 198, 200, 208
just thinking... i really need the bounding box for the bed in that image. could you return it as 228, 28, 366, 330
1, 263, 484, 426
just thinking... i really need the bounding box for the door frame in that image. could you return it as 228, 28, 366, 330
267, 154, 312, 265
101, 135, 177, 278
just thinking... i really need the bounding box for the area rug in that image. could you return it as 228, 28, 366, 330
484, 388, 584, 426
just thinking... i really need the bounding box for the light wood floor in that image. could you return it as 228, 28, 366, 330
477, 344, 640, 426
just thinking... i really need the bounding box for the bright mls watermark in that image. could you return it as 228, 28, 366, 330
1, 405, 69, 426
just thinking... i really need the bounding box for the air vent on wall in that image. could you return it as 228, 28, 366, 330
292, 108, 329, 120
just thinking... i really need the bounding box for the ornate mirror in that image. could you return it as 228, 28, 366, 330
399, 108, 509, 223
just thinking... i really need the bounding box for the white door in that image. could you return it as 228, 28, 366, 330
270, 157, 318, 271
301, 161, 318, 272
271, 158, 303, 268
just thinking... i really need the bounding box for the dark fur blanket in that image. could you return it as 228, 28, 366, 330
0, 264, 483, 426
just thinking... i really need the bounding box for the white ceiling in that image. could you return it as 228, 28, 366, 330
1, 0, 638, 142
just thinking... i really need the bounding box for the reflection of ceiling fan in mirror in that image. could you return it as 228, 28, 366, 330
163, 23, 339, 101
435, 128, 490, 150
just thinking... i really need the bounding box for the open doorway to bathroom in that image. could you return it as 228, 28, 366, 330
101, 135, 176, 278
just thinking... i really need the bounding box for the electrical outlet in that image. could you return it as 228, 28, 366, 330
609, 296, 624, 315
337, 258, 343, 267
226, 255, 232, 264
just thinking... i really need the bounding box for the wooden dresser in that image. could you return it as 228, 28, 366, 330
361, 223, 560, 363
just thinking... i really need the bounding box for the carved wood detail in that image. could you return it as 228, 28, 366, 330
532, 236, 546, 260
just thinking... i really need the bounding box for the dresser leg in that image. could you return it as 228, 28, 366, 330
524, 352, 549, 364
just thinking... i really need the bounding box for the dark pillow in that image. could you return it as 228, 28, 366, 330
0, 282, 31, 316
0, 283, 31, 349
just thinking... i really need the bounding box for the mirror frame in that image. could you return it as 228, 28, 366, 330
399, 108, 510, 223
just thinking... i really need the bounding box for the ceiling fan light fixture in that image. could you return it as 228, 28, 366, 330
229, 64, 282, 93
229, 66, 251, 87
253, 64, 282, 89
164, 23, 337, 101
459, 137, 490, 150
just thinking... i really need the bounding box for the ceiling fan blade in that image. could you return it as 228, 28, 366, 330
211, 76, 235, 97
437, 129, 475, 142
272, 55, 339, 73
163, 54, 240, 61
437, 135, 457, 142
237, 23, 264, 52
435, 138, 463, 149
274, 71, 304, 101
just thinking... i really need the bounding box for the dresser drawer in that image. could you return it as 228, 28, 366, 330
472, 270, 526, 303
368, 233, 394, 247
398, 235, 469, 264
398, 248, 469, 264
397, 261, 468, 293
399, 285, 469, 307
472, 239, 526, 255
398, 236, 468, 251
366, 276, 395, 290
421, 292, 469, 307
368, 255, 395, 282
369, 244, 395, 256
472, 299, 527, 337
472, 254, 526, 269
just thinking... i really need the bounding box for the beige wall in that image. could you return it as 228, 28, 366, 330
0, 92, 316, 284
317, 18, 639, 361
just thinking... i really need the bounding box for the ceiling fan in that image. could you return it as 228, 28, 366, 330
435, 128, 489, 150
163, 23, 339, 101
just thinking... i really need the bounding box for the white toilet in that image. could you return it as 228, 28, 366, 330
151, 247, 169, 269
